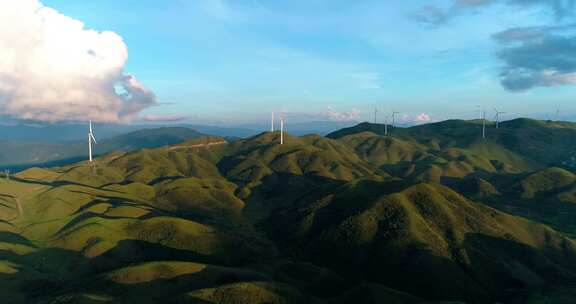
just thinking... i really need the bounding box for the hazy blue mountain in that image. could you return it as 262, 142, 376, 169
0, 127, 205, 171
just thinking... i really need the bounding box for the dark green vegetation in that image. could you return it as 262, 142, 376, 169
2, 118, 576, 303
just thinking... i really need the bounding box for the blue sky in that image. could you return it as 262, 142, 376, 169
42, 0, 576, 124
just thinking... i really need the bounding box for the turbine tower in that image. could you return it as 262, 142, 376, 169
384, 116, 389, 136
494, 108, 505, 129
271, 112, 275, 132
391, 111, 400, 128
280, 115, 285, 145
374, 107, 378, 124
482, 110, 486, 139
88, 120, 97, 163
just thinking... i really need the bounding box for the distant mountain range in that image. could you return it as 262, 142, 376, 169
0, 122, 251, 141
0, 127, 206, 170
0, 120, 359, 142
0, 121, 361, 170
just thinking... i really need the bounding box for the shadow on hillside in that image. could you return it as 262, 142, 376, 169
0, 156, 87, 173
299, 231, 576, 303
245, 173, 576, 303
443, 171, 576, 237
0, 236, 267, 300
0, 231, 36, 248
0, 238, 347, 303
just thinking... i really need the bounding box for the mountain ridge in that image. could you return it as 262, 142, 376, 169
1, 119, 576, 302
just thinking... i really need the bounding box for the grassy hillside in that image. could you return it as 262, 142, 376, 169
1, 122, 576, 303
263, 179, 576, 302
328, 118, 576, 170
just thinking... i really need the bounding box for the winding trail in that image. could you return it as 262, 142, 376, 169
15, 198, 23, 218
167, 141, 227, 151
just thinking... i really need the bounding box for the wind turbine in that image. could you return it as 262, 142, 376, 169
88, 120, 97, 163
494, 108, 506, 129
280, 114, 285, 145
391, 111, 400, 128
384, 115, 390, 136
482, 110, 486, 139
271, 112, 275, 132
374, 107, 378, 124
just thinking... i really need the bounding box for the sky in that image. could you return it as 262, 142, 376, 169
1, 0, 575, 125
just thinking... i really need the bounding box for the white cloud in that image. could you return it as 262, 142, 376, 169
395, 113, 436, 125
326, 106, 361, 122
0, 0, 156, 122
142, 113, 193, 122
415, 112, 433, 123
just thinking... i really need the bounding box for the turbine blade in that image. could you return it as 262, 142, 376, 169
90, 133, 97, 144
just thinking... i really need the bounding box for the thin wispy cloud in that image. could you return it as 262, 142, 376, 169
197, 0, 243, 21
412, 0, 576, 25
142, 113, 195, 122
326, 107, 361, 122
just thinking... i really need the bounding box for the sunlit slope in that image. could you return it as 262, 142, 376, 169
263, 179, 576, 302
336, 132, 529, 182
2, 130, 576, 303
220, 132, 387, 187
0, 137, 276, 303
327, 119, 576, 182
0, 134, 399, 303
452, 167, 576, 236
329, 118, 576, 171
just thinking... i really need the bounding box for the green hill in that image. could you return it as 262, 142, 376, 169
1, 122, 576, 303
263, 179, 576, 302
328, 118, 576, 170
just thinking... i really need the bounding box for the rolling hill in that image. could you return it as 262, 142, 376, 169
328, 118, 576, 171
328, 118, 576, 237
1, 120, 576, 303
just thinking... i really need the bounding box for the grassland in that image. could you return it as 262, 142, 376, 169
1, 120, 576, 303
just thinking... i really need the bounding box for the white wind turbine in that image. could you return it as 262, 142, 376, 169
384, 115, 390, 136
494, 108, 506, 129
88, 120, 97, 163
482, 110, 486, 139
476, 105, 486, 139
391, 111, 400, 128
280, 114, 285, 145
271, 111, 275, 132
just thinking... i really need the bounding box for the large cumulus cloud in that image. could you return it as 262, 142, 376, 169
0, 0, 156, 122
